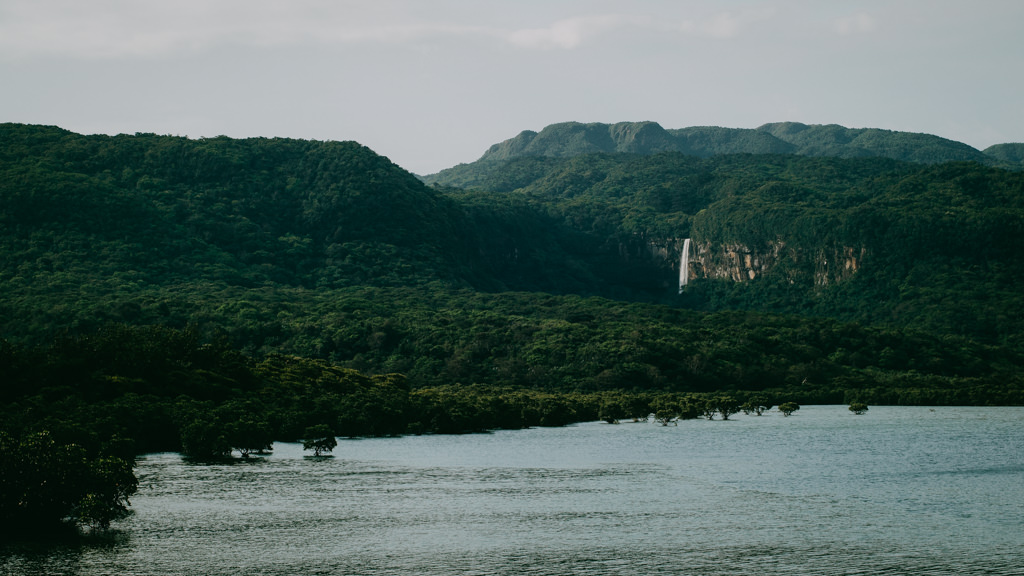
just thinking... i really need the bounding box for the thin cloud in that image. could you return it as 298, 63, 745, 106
505, 15, 634, 50
0, 0, 485, 58
660, 7, 777, 40
499, 11, 764, 51
834, 12, 877, 36
0, 1, 781, 60
701, 12, 742, 39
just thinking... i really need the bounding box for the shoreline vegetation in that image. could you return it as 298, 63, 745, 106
2, 317, 1022, 532
3, 322, 1021, 533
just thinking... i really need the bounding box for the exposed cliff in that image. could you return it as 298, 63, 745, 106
618, 236, 867, 291
687, 240, 865, 286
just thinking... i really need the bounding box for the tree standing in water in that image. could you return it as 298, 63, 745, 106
778, 402, 800, 417
302, 425, 338, 456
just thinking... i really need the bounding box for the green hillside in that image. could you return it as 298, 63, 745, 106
0, 123, 641, 340
984, 143, 1024, 169
756, 122, 992, 163
0, 123, 478, 289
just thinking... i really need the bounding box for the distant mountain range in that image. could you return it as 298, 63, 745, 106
424, 121, 1023, 186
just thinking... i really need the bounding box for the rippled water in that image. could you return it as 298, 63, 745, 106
4, 406, 1023, 575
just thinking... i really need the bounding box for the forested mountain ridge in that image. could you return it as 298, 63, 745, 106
0, 122, 479, 290
2, 122, 1024, 405
424, 121, 1019, 187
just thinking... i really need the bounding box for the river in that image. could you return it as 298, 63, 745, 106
3, 405, 1023, 575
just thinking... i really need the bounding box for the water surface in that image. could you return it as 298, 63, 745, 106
4, 406, 1023, 575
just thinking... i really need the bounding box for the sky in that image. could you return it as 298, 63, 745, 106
2, 0, 1023, 175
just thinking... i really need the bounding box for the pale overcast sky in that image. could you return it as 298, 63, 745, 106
2, 0, 1022, 174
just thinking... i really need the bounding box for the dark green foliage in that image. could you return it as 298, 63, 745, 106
647, 393, 705, 424
221, 408, 274, 457
779, 402, 800, 416
180, 418, 232, 460
302, 424, 337, 456
73, 454, 139, 528
11, 323, 952, 445
0, 432, 89, 528
983, 143, 1024, 169
0, 431, 137, 530
741, 394, 772, 416
848, 402, 869, 415
708, 396, 741, 421
0, 123, 479, 304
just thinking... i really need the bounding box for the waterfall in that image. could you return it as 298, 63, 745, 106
678, 238, 691, 293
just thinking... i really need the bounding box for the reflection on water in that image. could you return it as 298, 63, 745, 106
3, 406, 1023, 575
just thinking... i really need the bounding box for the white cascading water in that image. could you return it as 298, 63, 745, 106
678, 238, 691, 293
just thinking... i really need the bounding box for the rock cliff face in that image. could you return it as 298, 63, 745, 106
687, 240, 865, 286
617, 237, 866, 289
691, 241, 784, 282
